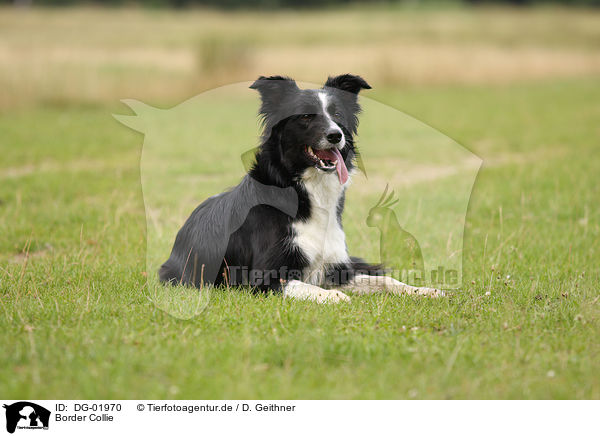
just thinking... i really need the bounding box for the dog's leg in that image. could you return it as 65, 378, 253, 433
283, 280, 351, 304
340, 274, 444, 297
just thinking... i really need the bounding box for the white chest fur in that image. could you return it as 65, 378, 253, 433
293, 168, 350, 285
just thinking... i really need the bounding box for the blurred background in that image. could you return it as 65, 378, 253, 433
1, 1, 599, 111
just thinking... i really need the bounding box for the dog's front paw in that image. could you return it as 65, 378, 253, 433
412, 287, 445, 298
377, 277, 446, 298
379, 277, 445, 298
284, 280, 351, 304
316, 289, 351, 304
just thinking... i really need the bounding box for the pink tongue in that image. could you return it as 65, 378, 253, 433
314, 148, 348, 184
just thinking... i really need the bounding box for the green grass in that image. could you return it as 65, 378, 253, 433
1, 77, 599, 399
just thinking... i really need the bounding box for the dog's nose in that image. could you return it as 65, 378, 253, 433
326, 131, 342, 144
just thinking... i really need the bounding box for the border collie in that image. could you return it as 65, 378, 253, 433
159, 74, 442, 302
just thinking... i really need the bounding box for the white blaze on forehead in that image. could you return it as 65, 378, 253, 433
317, 91, 345, 147
317, 92, 333, 124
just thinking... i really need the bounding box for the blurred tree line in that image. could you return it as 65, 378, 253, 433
5, 0, 599, 7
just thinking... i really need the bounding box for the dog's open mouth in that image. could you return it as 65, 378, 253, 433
305, 146, 349, 184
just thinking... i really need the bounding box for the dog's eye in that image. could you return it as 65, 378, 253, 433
334, 112, 342, 118
300, 114, 312, 121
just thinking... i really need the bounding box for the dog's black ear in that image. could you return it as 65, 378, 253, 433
324, 74, 371, 94
250, 76, 298, 109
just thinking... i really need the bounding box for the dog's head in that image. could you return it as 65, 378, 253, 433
250, 74, 370, 184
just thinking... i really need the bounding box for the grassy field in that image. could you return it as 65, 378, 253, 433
1, 6, 599, 399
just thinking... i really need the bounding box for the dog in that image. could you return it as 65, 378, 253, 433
159, 74, 442, 302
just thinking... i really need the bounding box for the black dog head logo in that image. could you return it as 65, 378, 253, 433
3, 402, 50, 434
